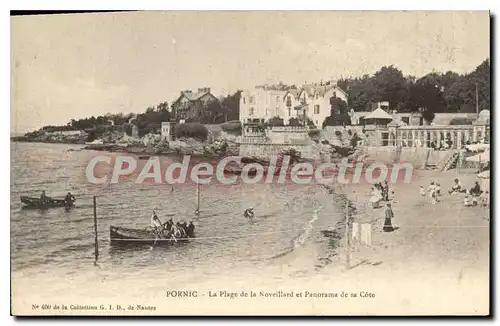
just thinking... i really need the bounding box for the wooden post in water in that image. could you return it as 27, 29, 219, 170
93, 196, 99, 264
195, 183, 200, 215
345, 200, 350, 270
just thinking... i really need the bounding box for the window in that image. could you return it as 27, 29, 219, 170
315, 93, 319, 100
249, 96, 255, 104
288, 108, 291, 116
315, 120, 318, 125
276, 96, 280, 103
314, 105, 320, 114
249, 107, 255, 116
243, 97, 246, 104
333, 92, 337, 98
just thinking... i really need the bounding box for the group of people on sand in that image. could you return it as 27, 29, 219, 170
419, 178, 489, 207
365, 182, 396, 233
150, 210, 195, 241
462, 181, 489, 208
369, 181, 390, 208
420, 182, 443, 204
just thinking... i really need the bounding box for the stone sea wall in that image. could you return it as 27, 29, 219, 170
364, 146, 453, 169
239, 143, 319, 161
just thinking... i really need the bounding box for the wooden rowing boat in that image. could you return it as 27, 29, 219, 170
110, 225, 195, 246
20, 196, 74, 209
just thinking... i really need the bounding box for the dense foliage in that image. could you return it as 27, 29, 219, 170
187, 91, 242, 124
174, 123, 209, 141
268, 116, 285, 127
288, 117, 302, 126
220, 120, 242, 134
336, 59, 490, 121
322, 96, 351, 128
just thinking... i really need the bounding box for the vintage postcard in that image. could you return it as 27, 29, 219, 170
10, 11, 490, 316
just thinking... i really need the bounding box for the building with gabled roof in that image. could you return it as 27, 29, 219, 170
240, 82, 347, 128
171, 87, 219, 121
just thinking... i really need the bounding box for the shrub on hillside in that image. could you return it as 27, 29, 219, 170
288, 117, 302, 126
221, 120, 242, 134
268, 116, 284, 127
174, 123, 209, 141
308, 129, 321, 138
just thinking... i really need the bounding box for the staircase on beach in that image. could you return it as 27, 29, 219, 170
435, 150, 460, 172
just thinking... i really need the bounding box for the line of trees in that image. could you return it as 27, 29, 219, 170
36, 89, 242, 136
187, 91, 242, 124
336, 59, 490, 116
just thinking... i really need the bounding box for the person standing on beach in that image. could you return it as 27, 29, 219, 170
428, 182, 437, 204
383, 203, 395, 232
383, 181, 390, 201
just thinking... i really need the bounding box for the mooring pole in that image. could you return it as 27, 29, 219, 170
345, 200, 350, 270
93, 195, 99, 264
195, 183, 200, 215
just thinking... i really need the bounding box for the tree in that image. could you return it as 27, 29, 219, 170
371, 65, 408, 111
288, 117, 301, 126
221, 90, 241, 122
205, 100, 224, 123
268, 116, 284, 126
421, 108, 436, 124
322, 96, 350, 128
406, 73, 446, 117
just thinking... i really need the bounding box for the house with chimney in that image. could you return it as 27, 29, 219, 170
171, 87, 219, 121
239, 82, 348, 128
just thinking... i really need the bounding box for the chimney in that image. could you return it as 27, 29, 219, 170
198, 87, 210, 94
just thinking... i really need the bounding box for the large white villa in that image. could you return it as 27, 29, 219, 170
239, 82, 348, 128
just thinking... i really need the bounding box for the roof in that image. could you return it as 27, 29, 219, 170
284, 89, 299, 98
363, 108, 394, 120
172, 90, 216, 106
387, 118, 407, 127
355, 111, 372, 118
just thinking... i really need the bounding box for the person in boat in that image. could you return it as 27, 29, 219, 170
64, 192, 76, 207
244, 207, 255, 219
150, 210, 163, 231
170, 223, 186, 241
40, 190, 51, 205
186, 221, 195, 237
180, 222, 188, 237
164, 218, 174, 232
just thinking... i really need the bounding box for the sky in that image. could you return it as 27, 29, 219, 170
11, 11, 490, 133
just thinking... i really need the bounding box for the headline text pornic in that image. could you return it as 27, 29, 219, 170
164, 290, 376, 299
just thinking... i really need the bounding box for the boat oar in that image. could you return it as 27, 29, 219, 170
150, 233, 160, 250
